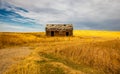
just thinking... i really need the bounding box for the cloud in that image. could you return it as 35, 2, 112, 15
0, 22, 42, 32
0, 0, 120, 31
0, 6, 43, 30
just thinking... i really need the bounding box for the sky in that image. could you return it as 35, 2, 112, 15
0, 0, 120, 32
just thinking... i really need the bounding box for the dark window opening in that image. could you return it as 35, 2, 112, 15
51, 31, 54, 36
66, 32, 69, 36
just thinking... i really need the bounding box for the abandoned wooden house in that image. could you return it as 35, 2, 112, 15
45, 24, 73, 36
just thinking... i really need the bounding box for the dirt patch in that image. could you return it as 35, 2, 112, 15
0, 47, 32, 74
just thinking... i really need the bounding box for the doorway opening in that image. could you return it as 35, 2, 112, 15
66, 32, 69, 36
51, 31, 54, 36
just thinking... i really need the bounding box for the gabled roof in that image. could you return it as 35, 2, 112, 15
46, 24, 73, 31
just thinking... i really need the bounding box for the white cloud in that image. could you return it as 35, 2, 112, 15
1, 0, 120, 31
6, 0, 120, 22
0, 22, 41, 32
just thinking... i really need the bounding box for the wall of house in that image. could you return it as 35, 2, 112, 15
46, 30, 73, 36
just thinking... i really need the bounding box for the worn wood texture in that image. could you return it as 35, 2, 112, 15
46, 24, 73, 36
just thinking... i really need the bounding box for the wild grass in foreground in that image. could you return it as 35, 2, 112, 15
0, 32, 45, 48
1, 30, 120, 74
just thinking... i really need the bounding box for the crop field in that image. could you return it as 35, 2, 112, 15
0, 30, 120, 74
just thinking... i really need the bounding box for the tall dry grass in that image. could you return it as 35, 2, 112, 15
51, 39, 120, 74
1, 30, 120, 74
0, 32, 45, 48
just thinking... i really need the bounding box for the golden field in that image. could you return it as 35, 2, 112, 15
0, 30, 120, 74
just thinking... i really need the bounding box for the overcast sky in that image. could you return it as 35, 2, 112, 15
0, 0, 120, 32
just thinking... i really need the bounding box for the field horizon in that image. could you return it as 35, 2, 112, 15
0, 30, 120, 74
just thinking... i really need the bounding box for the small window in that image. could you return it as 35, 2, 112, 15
64, 24, 66, 26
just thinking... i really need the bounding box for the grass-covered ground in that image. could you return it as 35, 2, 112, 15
0, 30, 120, 74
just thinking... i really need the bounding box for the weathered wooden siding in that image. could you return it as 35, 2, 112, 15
46, 24, 73, 36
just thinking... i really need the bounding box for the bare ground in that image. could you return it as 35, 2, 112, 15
0, 47, 32, 74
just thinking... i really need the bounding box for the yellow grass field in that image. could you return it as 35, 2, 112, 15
0, 30, 120, 74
